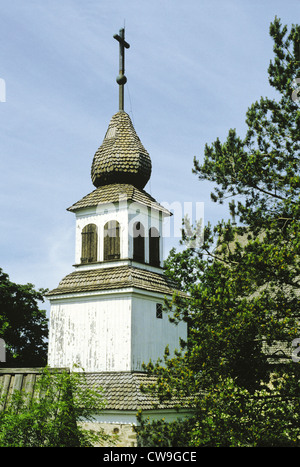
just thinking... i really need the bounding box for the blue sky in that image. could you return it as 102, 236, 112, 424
0, 0, 298, 309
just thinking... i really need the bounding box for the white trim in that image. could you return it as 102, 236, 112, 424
48, 287, 172, 303
72, 259, 163, 274
83, 409, 193, 426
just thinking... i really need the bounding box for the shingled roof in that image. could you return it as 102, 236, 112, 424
91, 111, 152, 190
46, 265, 185, 297
80, 372, 186, 411
67, 183, 171, 215
0, 369, 190, 413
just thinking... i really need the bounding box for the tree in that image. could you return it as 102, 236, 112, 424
0, 269, 48, 367
139, 18, 300, 447
0, 368, 114, 447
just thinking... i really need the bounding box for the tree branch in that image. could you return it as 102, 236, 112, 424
252, 184, 288, 201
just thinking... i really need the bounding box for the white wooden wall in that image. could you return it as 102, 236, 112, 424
48, 294, 132, 372
131, 295, 187, 370
48, 291, 187, 372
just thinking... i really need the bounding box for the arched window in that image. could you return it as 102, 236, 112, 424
104, 220, 120, 260
149, 227, 160, 266
81, 224, 98, 263
133, 222, 145, 263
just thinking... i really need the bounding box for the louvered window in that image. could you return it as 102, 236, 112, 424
81, 224, 98, 263
104, 220, 120, 260
149, 227, 160, 266
133, 222, 145, 263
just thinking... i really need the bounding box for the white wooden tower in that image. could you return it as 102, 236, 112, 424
47, 29, 187, 373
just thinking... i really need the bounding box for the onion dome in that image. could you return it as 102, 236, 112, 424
91, 111, 152, 190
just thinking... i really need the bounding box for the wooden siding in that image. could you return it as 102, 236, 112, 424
48, 297, 132, 372
48, 293, 187, 373
0, 368, 69, 411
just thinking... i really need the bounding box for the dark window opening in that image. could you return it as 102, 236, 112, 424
149, 227, 160, 267
81, 224, 98, 263
156, 303, 163, 319
133, 222, 145, 263
104, 220, 120, 260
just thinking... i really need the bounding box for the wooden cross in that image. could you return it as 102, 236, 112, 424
113, 28, 130, 111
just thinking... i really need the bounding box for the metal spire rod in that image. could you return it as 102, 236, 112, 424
113, 28, 130, 111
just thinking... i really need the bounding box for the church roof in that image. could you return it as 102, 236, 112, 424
79, 372, 188, 411
46, 265, 185, 298
91, 111, 152, 190
0, 369, 190, 412
67, 183, 171, 216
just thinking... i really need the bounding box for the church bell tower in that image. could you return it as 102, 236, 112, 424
47, 29, 187, 372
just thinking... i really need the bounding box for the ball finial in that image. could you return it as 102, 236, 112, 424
116, 74, 127, 85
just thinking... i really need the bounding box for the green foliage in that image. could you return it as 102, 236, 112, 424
190, 372, 300, 447
0, 268, 48, 367
139, 18, 300, 447
136, 413, 192, 447
138, 371, 300, 447
0, 368, 113, 447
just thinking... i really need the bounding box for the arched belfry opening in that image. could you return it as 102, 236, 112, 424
133, 221, 145, 263
149, 227, 160, 267
81, 224, 98, 263
104, 220, 120, 261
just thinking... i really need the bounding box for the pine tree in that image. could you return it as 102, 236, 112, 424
139, 17, 300, 447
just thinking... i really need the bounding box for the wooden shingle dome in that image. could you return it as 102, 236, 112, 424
91, 111, 152, 189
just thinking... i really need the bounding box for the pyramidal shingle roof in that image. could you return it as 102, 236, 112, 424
91, 111, 152, 190
0, 369, 191, 412
67, 183, 171, 215
46, 265, 185, 297
79, 372, 189, 411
